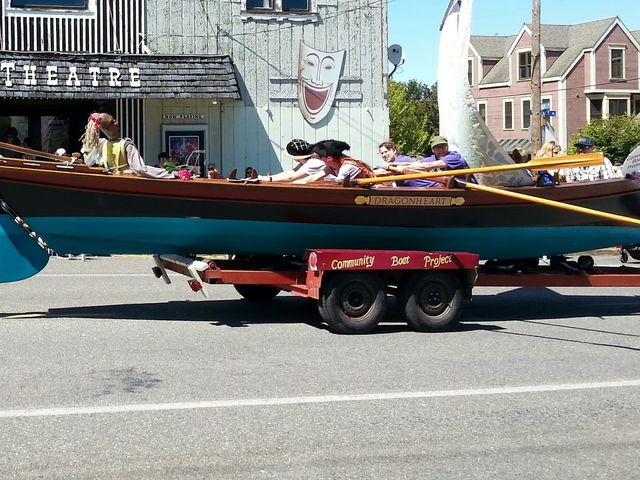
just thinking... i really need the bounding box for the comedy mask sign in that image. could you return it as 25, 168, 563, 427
297, 41, 345, 124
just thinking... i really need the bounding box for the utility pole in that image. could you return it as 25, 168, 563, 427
531, 0, 542, 154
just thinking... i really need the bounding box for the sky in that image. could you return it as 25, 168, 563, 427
388, 0, 640, 85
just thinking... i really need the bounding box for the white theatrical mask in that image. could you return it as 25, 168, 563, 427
297, 41, 345, 124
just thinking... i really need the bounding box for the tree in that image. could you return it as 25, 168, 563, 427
569, 115, 640, 164
388, 80, 439, 157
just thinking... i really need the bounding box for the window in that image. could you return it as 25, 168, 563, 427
634, 99, 640, 116
589, 98, 603, 120
467, 59, 473, 86
282, 0, 308, 11
609, 99, 628, 116
503, 100, 513, 130
518, 51, 531, 80
521, 99, 531, 129
477, 102, 487, 122
11, 0, 86, 6
245, 0, 310, 12
610, 47, 625, 80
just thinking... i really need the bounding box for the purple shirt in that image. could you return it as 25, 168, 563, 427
395, 151, 472, 187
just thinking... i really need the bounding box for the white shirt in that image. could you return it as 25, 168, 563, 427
561, 157, 618, 182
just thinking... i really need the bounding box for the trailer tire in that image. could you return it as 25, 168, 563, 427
233, 284, 281, 302
400, 272, 463, 332
318, 272, 386, 334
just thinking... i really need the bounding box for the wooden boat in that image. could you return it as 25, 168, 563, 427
2, 153, 640, 283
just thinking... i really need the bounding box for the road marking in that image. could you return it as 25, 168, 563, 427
1, 379, 639, 419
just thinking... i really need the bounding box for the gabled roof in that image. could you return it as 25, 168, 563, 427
632, 30, 640, 44
470, 35, 515, 59
471, 17, 620, 85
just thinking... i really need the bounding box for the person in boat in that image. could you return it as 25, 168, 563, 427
559, 137, 617, 182
257, 139, 331, 183
381, 135, 474, 187
80, 113, 173, 179
532, 141, 562, 186
155, 151, 169, 168
303, 140, 375, 183
374, 141, 418, 184
0, 126, 21, 158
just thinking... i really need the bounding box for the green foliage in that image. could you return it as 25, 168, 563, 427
388, 80, 439, 157
569, 116, 640, 164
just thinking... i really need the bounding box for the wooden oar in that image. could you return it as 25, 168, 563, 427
457, 180, 640, 227
0, 141, 75, 162
358, 153, 604, 186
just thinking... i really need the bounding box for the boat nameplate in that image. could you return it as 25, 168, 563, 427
354, 195, 465, 207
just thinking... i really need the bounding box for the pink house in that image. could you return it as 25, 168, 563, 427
469, 17, 640, 153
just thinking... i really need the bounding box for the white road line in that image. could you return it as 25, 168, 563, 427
1, 379, 639, 419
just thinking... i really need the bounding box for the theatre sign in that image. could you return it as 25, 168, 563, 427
0, 52, 241, 100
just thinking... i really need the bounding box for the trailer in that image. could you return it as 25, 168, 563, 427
152, 250, 640, 334
151, 249, 480, 334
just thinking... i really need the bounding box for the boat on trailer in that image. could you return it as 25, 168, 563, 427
2, 153, 640, 281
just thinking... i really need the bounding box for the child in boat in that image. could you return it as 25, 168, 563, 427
302, 140, 375, 183
381, 135, 474, 187
258, 139, 331, 183
80, 113, 173, 179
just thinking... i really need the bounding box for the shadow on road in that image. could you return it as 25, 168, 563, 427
1, 288, 638, 338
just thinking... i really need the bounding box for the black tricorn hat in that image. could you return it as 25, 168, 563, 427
312, 140, 351, 158
285, 139, 314, 160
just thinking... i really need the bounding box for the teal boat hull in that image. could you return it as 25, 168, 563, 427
22, 216, 640, 259
0, 215, 49, 283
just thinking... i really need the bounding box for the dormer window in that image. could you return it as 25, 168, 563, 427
518, 51, 531, 80
11, 0, 86, 6
609, 46, 625, 80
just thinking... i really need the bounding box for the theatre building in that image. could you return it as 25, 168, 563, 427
0, 0, 388, 174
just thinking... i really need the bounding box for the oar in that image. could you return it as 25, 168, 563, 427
0, 141, 75, 162
358, 153, 604, 186
456, 180, 640, 227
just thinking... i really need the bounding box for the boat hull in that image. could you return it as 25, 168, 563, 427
1, 160, 640, 261
19, 216, 640, 260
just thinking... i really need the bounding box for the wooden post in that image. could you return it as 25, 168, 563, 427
531, 0, 542, 155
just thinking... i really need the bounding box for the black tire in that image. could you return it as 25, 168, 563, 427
233, 284, 281, 302
620, 252, 629, 264
318, 272, 386, 334
400, 272, 463, 332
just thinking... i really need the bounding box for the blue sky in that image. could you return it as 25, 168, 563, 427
388, 0, 640, 85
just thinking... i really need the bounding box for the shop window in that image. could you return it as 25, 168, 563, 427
518, 51, 531, 80
11, 0, 87, 7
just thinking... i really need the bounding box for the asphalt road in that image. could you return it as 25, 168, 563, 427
1, 255, 639, 479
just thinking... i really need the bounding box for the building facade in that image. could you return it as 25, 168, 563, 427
1, 0, 389, 174
469, 17, 640, 153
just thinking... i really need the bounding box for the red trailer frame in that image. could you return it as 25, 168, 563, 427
152, 249, 480, 334
152, 250, 640, 334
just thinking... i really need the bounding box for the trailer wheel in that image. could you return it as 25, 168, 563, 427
318, 272, 386, 334
233, 284, 281, 302
400, 272, 463, 332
